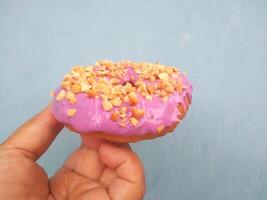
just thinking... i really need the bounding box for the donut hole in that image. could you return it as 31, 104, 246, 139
122, 80, 135, 86
121, 68, 139, 86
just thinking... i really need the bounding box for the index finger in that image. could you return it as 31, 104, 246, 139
1, 105, 63, 160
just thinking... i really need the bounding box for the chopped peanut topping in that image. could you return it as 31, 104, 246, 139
145, 95, 152, 101
67, 109, 77, 117
158, 72, 169, 81
132, 108, 145, 119
71, 84, 81, 93
102, 100, 113, 111
100, 87, 110, 96
49, 91, 54, 97
160, 80, 168, 89
110, 112, 119, 121
110, 78, 121, 84
162, 96, 169, 102
125, 82, 133, 93
147, 85, 154, 95
130, 117, 139, 126
80, 82, 91, 92
123, 96, 129, 102
108, 94, 117, 100
66, 91, 77, 104
56, 90, 66, 101
119, 106, 127, 113
119, 113, 127, 118
73, 66, 84, 73
160, 91, 168, 97
87, 77, 95, 84
157, 125, 165, 134
166, 85, 174, 93
111, 97, 122, 107
61, 81, 71, 89
166, 67, 174, 74
87, 89, 97, 97
128, 92, 138, 105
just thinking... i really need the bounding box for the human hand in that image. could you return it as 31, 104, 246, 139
0, 106, 146, 200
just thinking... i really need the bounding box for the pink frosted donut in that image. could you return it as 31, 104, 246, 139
51, 60, 193, 142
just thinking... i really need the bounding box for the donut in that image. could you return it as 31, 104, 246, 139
51, 60, 193, 143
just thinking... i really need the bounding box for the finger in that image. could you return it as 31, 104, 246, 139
64, 136, 106, 180
80, 134, 105, 150
2, 105, 63, 160
99, 142, 146, 200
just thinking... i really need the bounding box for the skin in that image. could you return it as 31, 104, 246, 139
0, 106, 146, 200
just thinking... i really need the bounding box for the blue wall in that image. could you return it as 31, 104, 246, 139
0, 0, 267, 199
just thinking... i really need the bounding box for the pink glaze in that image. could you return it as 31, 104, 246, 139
52, 69, 193, 136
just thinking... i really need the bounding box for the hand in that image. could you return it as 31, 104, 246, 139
0, 106, 146, 200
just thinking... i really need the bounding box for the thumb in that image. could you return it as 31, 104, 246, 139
2, 105, 63, 160
99, 142, 146, 200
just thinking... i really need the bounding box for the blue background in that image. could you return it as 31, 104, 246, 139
1, 0, 267, 199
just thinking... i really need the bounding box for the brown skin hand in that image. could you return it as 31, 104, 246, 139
0, 106, 146, 200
